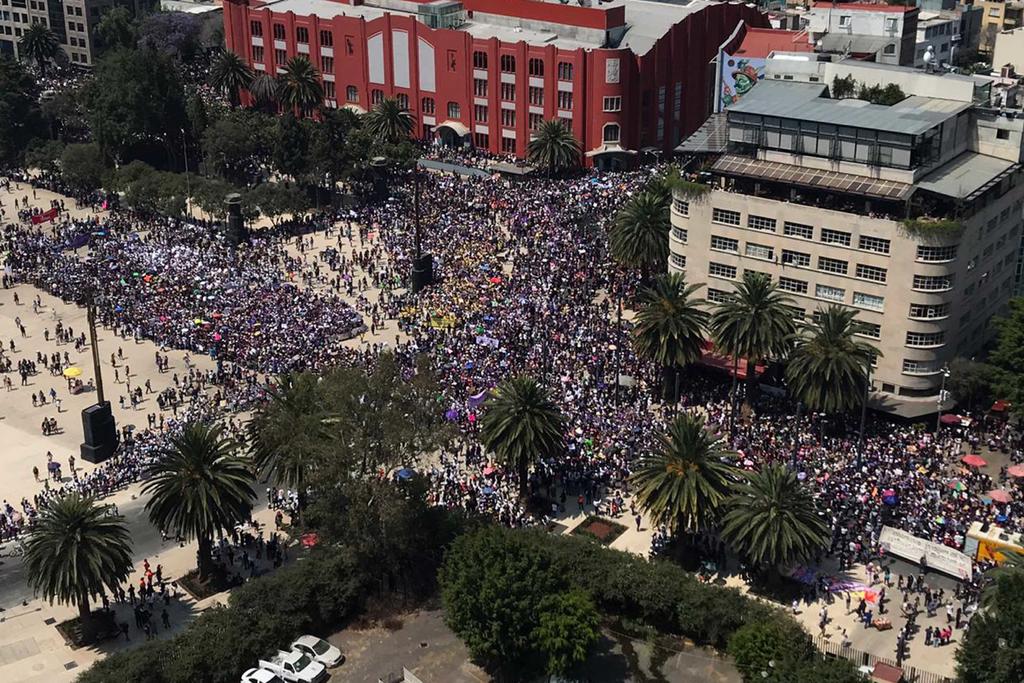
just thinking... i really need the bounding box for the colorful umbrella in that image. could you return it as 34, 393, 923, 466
948, 480, 966, 491
962, 454, 987, 468
62, 367, 82, 378
987, 489, 1013, 504
940, 414, 963, 425
1008, 465, 1024, 478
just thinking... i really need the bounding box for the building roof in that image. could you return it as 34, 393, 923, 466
676, 112, 729, 154
811, 2, 915, 12
818, 33, 891, 56
161, 0, 222, 13
617, 0, 709, 54
712, 154, 915, 199
734, 27, 812, 58
915, 152, 1018, 200
728, 81, 972, 136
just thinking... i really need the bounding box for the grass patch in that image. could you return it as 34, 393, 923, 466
571, 515, 627, 546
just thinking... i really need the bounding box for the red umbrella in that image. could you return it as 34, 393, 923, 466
992, 400, 1010, 413
987, 489, 1014, 504
940, 414, 963, 425
300, 532, 319, 548
962, 454, 987, 468
1008, 465, 1024, 478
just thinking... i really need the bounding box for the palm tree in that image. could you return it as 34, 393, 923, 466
24, 493, 133, 636
710, 272, 797, 434
210, 50, 253, 108
982, 550, 1024, 613
786, 305, 879, 416
19, 24, 60, 77
527, 119, 581, 176
249, 372, 333, 515
276, 55, 323, 117
143, 422, 255, 580
630, 413, 740, 533
720, 464, 830, 572
480, 376, 565, 500
632, 273, 709, 402
248, 72, 278, 108
609, 191, 671, 282
364, 97, 415, 144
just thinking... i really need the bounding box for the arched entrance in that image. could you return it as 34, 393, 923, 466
586, 144, 637, 170
435, 121, 470, 148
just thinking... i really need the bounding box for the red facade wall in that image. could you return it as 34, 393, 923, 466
223, 0, 766, 165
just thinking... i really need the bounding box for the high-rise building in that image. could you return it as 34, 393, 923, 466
222, 0, 767, 166
673, 60, 1024, 416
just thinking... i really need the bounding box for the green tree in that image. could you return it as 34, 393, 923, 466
721, 464, 830, 572
990, 298, 1024, 417
364, 97, 415, 144
480, 376, 565, 500
630, 413, 739, 533
19, 23, 61, 76
24, 138, 65, 173
23, 493, 133, 635
142, 422, 255, 579
785, 305, 878, 415
272, 112, 310, 179
609, 191, 670, 281
209, 49, 253, 108
709, 272, 796, 431
202, 109, 273, 183
248, 72, 278, 109
957, 562, 1024, 683
527, 118, 581, 176
40, 89, 87, 141
0, 57, 41, 167
948, 357, 999, 412
831, 74, 856, 99
631, 273, 708, 401
276, 55, 323, 117
92, 5, 137, 55
728, 616, 814, 683
60, 143, 108, 191
533, 589, 601, 678
185, 94, 209, 145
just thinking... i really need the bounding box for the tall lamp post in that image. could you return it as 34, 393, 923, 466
80, 287, 118, 463
935, 365, 951, 433
181, 128, 192, 219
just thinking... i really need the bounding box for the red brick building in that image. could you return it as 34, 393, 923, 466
223, 0, 767, 167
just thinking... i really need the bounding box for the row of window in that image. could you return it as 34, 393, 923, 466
708, 235, 889, 283
709, 209, 895, 255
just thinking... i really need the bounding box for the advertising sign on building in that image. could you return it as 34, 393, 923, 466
879, 526, 973, 580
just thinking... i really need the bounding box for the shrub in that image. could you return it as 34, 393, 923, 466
727, 616, 814, 682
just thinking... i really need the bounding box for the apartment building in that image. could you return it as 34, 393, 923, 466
672, 61, 1024, 415
805, 2, 918, 66
979, 0, 1024, 53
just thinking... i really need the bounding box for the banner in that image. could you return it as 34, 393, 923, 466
31, 207, 59, 225
879, 526, 973, 580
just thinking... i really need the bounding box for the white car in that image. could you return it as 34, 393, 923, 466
258, 649, 329, 683
291, 635, 345, 668
240, 667, 287, 683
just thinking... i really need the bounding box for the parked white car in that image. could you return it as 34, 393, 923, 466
257, 649, 329, 683
291, 635, 345, 668
240, 667, 287, 683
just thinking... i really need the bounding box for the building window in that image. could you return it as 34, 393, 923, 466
998, 129, 1011, 140
528, 58, 543, 76
250, 21, 263, 36
557, 61, 573, 81
815, 284, 845, 302
913, 274, 953, 291
670, 253, 686, 269
672, 227, 687, 243
853, 292, 885, 311
709, 262, 737, 280
321, 56, 333, 74
747, 215, 776, 232
820, 228, 852, 247
396, 93, 408, 109
745, 243, 774, 260
781, 249, 810, 267
252, 45, 264, 63
346, 86, 358, 103
906, 331, 945, 347
473, 105, 488, 122
324, 81, 335, 99
916, 244, 958, 262
839, 15, 851, 27
672, 199, 689, 216
902, 359, 939, 375
421, 97, 435, 113
784, 221, 814, 239
447, 101, 461, 118
778, 277, 808, 294
908, 302, 950, 319
500, 54, 515, 73
296, 27, 309, 44
500, 83, 515, 101
707, 289, 732, 303
320, 30, 333, 47
473, 79, 488, 97
710, 235, 738, 252
345, 35, 354, 55
473, 51, 487, 69
858, 235, 890, 254
603, 96, 621, 112
856, 322, 881, 339
818, 256, 848, 275
557, 91, 573, 110
603, 124, 620, 143
473, 132, 489, 148
528, 113, 543, 130
883, 43, 896, 56
712, 208, 741, 226
855, 264, 887, 283
273, 23, 285, 40
371, 89, 384, 104
529, 86, 543, 105
275, 49, 286, 66
501, 109, 515, 127
501, 136, 516, 153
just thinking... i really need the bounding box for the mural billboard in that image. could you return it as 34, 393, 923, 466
719, 53, 766, 110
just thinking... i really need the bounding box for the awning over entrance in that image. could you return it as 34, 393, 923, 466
436, 120, 470, 137
585, 143, 638, 158
342, 103, 367, 114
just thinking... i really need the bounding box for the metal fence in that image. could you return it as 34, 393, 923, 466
814, 637, 955, 683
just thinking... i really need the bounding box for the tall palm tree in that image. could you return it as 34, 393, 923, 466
786, 305, 879, 416
527, 119, 581, 176
364, 97, 414, 144
609, 191, 671, 282
710, 272, 797, 433
248, 71, 278, 108
630, 413, 740, 533
19, 24, 60, 77
480, 376, 565, 500
143, 422, 255, 579
632, 273, 709, 402
24, 493, 133, 635
720, 464, 829, 572
276, 55, 323, 118
210, 50, 253, 108
249, 372, 333, 515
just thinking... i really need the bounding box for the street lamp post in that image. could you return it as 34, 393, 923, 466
935, 365, 951, 432
181, 128, 192, 219
857, 361, 873, 466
